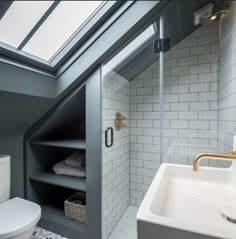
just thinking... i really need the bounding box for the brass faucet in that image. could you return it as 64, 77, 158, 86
193, 149, 236, 171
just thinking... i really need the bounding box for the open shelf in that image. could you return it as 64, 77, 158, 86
30, 172, 86, 192
30, 139, 86, 149
25, 77, 101, 239
41, 203, 86, 232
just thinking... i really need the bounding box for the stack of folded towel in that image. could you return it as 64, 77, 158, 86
52, 152, 86, 178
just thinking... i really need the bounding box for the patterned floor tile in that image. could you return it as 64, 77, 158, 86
31, 227, 68, 239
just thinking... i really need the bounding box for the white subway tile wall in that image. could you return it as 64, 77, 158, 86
218, 2, 236, 167
102, 71, 130, 239
101, 22, 230, 238
129, 24, 219, 206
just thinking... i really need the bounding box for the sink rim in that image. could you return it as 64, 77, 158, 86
137, 163, 236, 239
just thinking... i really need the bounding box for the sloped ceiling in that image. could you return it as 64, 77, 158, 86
115, 0, 225, 81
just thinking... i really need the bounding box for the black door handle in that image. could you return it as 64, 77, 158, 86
105, 127, 113, 148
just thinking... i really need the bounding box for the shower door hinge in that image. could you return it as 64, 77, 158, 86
153, 38, 170, 53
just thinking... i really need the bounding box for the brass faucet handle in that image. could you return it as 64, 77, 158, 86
193, 150, 236, 172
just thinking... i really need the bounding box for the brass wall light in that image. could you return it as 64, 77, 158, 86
114, 112, 127, 129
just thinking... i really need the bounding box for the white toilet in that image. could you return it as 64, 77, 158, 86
0, 155, 41, 239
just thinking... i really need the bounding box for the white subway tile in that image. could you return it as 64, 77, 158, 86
163, 112, 178, 119
179, 112, 198, 119
199, 72, 218, 82
178, 56, 198, 66
179, 129, 198, 137
198, 53, 218, 64
199, 111, 218, 120
163, 94, 179, 103
137, 152, 152, 161
163, 128, 178, 137
171, 103, 189, 111
190, 83, 210, 92
144, 144, 160, 153
199, 92, 218, 101
130, 143, 144, 152
130, 96, 144, 104
190, 102, 210, 111
189, 121, 210, 129
144, 95, 159, 103
144, 160, 160, 169
144, 128, 160, 137
143, 78, 159, 87
130, 79, 144, 88
130, 159, 143, 168
130, 127, 144, 136
144, 112, 160, 119
190, 45, 210, 56
137, 104, 152, 112
170, 120, 189, 129
130, 112, 143, 119
171, 48, 189, 58
190, 64, 211, 74
171, 66, 190, 76
164, 76, 179, 85
179, 74, 198, 84
130, 88, 136, 96
170, 84, 189, 93
137, 87, 153, 95
137, 120, 153, 128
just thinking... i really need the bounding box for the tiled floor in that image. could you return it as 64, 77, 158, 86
32, 205, 138, 239
108, 206, 139, 239
31, 227, 68, 239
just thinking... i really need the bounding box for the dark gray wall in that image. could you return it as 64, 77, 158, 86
0, 60, 57, 98
0, 92, 55, 197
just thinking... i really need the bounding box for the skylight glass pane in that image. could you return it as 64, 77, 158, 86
23, 1, 103, 61
0, 1, 53, 48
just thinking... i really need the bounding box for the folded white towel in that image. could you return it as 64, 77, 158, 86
52, 160, 86, 178
65, 152, 85, 167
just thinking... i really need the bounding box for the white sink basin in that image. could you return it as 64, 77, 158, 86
137, 163, 236, 239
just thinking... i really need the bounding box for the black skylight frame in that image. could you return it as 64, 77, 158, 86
0, 1, 124, 74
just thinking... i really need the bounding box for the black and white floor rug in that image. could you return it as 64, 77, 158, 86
31, 227, 68, 239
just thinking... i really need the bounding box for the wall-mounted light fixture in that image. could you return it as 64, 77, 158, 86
114, 112, 127, 129
194, 3, 230, 27
209, 7, 230, 22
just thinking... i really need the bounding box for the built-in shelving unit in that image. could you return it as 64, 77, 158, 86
30, 172, 86, 191
41, 204, 86, 231
24, 71, 101, 239
30, 139, 86, 149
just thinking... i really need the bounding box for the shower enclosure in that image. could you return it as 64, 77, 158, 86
101, 0, 226, 238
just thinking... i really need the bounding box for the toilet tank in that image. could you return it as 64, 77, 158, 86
0, 155, 10, 203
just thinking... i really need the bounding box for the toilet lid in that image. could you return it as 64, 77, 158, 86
0, 197, 41, 239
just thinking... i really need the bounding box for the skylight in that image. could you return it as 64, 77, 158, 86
23, 1, 103, 61
0, 1, 53, 48
0, 1, 104, 62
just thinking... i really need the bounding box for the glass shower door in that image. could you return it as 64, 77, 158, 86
101, 21, 160, 239
162, 7, 219, 167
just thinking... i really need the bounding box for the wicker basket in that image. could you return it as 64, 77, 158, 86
64, 192, 86, 223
